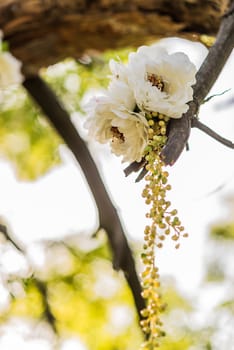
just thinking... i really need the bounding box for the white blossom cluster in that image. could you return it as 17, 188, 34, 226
85, 44, 196, 163
0, 30, 23, 102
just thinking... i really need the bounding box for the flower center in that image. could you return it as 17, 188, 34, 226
147, 73, 164, 92
111, 126, 125, 143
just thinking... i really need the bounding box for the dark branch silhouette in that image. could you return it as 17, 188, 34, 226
35, 279, 57, 333
160, 0, 234, 165
192, 118, 234, 149
0, 224, 24, 253
23, 77, 145, 321
2, 0, 233, 329
125, 0, 234, 179
0, 224, 57, 332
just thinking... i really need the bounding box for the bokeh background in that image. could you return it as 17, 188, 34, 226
0, 37, 234, 349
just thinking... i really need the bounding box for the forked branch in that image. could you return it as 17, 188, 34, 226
125, 0, 234, 179
0, 224, 57, 332
192, 118, 234, 149
160, 0, 234, 165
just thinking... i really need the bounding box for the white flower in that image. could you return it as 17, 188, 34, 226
108, 59, 136, 111
127, 45, 196, 118
0, 52, 23, 89
84, 96, 148, 162
84, 42, 197, 163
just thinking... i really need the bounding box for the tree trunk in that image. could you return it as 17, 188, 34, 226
0, 0, 230, 73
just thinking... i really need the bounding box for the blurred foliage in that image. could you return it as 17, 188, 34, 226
1, 224, 233, 350
219, 299, 234, 314
1, 42, 234, 348
0, 48, 133, 180
0, 90, 60, 179
210, 223, 234, 240
162, 283, 192, 313
0, 42, 199, 348
205, 261, 226, 282
0, 189, 233, 348
0, 229, 204, 350
206, 217, 234, 281
0, 231, 142, 349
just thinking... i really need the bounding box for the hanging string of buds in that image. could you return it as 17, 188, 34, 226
140, 113, 188, 348
85, 43, 196, 348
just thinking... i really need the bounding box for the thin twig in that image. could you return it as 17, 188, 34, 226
0, 224, 24, 253
124, 159, 146, 177
202, 88, 231, 104
0, 224, 57, 332
35, 279, 57, 333
23, 76, 145, 321
192, 118, 234, 149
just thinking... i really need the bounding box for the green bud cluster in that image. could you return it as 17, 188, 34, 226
140, 113, 188, 349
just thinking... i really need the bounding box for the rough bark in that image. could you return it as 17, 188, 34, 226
0, 0, 230, 73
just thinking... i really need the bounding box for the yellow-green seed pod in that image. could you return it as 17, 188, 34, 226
158, 120, 165, 127
148, 119, 154, 126
171, 234, 179, 241
171, 209, 178, 216
159, 223, 166, 229
141, 290, 150, 299
140, 308, 150, 317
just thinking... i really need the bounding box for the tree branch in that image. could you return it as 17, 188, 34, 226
124, 0, 234, 177
124, 159, 147, 177
23, 76, 145, 321
35, 279, 57, 333
2, 0, 227, 73
160, 0, 234, 165
0, 224, 57, 332
192, 117, 234, 148
0, 224, 24, 253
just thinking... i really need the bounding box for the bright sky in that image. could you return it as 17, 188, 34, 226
0, 38, 234, 348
